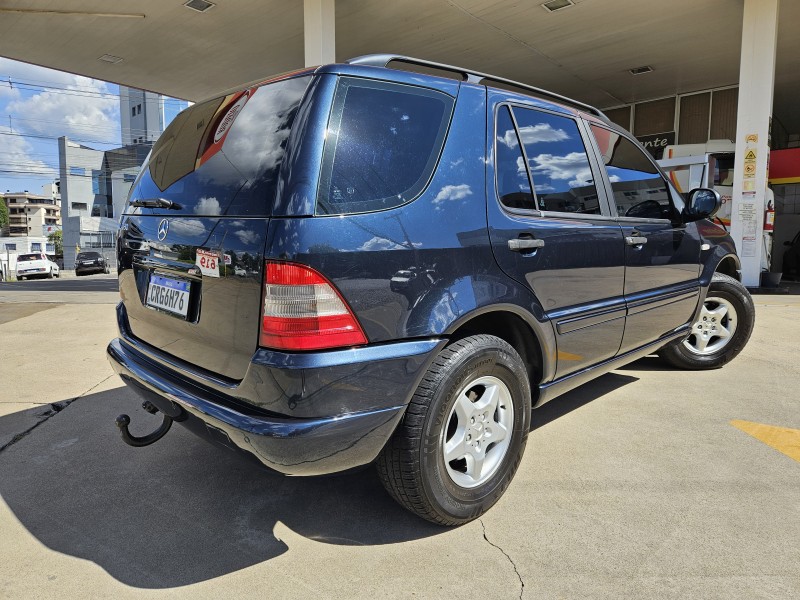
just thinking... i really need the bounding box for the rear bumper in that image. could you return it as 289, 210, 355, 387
76, 265, 104, 274
107, 324, 443, 475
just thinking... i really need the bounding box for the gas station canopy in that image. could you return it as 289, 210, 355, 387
0, 0, 799, 131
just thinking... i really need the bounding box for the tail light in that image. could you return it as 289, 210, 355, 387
259, 261, 367, 351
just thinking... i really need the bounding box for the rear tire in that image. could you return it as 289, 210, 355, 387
47, 269, 53, 279
376, 334, 531, 525
658, 273, 754, 370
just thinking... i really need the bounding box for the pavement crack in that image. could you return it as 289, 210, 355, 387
480, 518, 524, 599
0, 399, 76, 453
0, 374, 116, 454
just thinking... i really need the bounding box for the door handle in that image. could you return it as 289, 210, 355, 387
508, 238, 545, 251
625, 236, 648, 246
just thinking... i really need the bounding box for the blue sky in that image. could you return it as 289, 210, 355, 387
0, 58, 180, 196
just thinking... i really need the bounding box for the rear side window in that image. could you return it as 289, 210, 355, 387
589, 125, 675, 219
317, 78, 454, 215
18, 253, 42, 261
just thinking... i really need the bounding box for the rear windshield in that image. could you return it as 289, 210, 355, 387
77, 252, 101, 260
18, 253, 44, 261
125, 75, 311, 217
317, 78, 454, 215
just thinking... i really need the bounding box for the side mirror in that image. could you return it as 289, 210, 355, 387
683, 188, 721, 222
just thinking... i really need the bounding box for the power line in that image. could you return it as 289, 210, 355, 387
6, 114, 163, 133
1, 76, 189, 104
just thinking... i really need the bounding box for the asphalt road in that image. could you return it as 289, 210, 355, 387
0, 276, 118, 293
0, 283, 799, 599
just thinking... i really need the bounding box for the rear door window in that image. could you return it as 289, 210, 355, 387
511, 107, 601, 215
317, 78, 454, 215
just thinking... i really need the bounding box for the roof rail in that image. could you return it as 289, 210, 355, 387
345, 54, 607, 119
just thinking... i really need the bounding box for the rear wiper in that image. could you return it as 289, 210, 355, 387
131, 197, 182, 210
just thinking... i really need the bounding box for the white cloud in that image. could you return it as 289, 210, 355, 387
194, 196, 220, 215
498, 123, 569, 149
1, 59, 119, 144
0, 125, 57, 179
529, 152, 593, 189
234, 229, 260, 245
433, 184, 472, 205
170, 218, 206, 237
357, 236, 422, 251
0, 79, 20, 102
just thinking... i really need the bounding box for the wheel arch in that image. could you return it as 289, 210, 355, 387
444, 305, 553, 399
715, 254, 741, 281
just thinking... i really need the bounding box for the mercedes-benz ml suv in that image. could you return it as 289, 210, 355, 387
107, 55, 754, 525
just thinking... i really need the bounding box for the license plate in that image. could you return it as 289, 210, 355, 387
146, 275, 191, 318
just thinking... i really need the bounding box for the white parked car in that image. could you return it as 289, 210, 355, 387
15, 252, 60, 280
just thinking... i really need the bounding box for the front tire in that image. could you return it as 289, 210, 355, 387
376, 335, 531, 526
658, 273, 755, 369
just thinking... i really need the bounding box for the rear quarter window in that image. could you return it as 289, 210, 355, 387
317, 78, 454, 215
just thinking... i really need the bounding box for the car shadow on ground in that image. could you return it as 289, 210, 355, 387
0, 387, 442, 589
531, 371, 639, 430
615, 355, 674, 373
1, 369, 640, 590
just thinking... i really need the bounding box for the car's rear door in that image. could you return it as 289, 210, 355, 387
487, 94, 626, 379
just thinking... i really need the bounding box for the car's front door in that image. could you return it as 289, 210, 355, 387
487, 96, 626, 380
587, 124, 702, 354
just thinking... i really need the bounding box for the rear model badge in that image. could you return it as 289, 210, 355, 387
157, 218, 169, 241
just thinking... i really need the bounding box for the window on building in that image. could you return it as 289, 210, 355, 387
678, 92, 711, 144
46, 243, 55, 254
5, 243, 16, 251
69, 166, 84, 177
91, 170, 104, 195
605, 106, 632, 131
137, 104, 142, 115
710, 88, 738, 141
511, 106, 601, 215
31, 242, 42, 251
123, 174, 136, 182
633, 97, 676, 137
132, 106, 136, 117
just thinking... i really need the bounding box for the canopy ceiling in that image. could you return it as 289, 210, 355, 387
0, 0, 798, 131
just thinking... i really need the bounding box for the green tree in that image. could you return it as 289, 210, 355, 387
0, 196, 8, 232
48, 230, 63, 254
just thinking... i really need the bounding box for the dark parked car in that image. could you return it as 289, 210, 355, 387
107, 55, 754, 525
75, 251, 109, 276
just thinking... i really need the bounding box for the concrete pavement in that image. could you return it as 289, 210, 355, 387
0, 282, 798, 599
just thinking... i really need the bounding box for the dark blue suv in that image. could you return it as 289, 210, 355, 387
107, 55, 754, 525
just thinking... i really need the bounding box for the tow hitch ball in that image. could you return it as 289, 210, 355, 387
115, 401, 173, 447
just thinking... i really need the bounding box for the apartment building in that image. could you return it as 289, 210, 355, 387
1, 191, 62, 237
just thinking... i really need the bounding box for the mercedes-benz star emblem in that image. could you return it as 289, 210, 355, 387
157, 218, 169, 241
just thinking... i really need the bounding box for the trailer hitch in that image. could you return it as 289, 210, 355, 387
115, 400, 173, 447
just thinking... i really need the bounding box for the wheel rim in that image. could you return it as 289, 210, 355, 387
441, 375, 514, 489
683, 296, 738, 355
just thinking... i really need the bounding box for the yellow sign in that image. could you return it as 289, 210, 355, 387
745, 133, 758, 143
744, 149, 757, 161
744, 163, 756, 177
